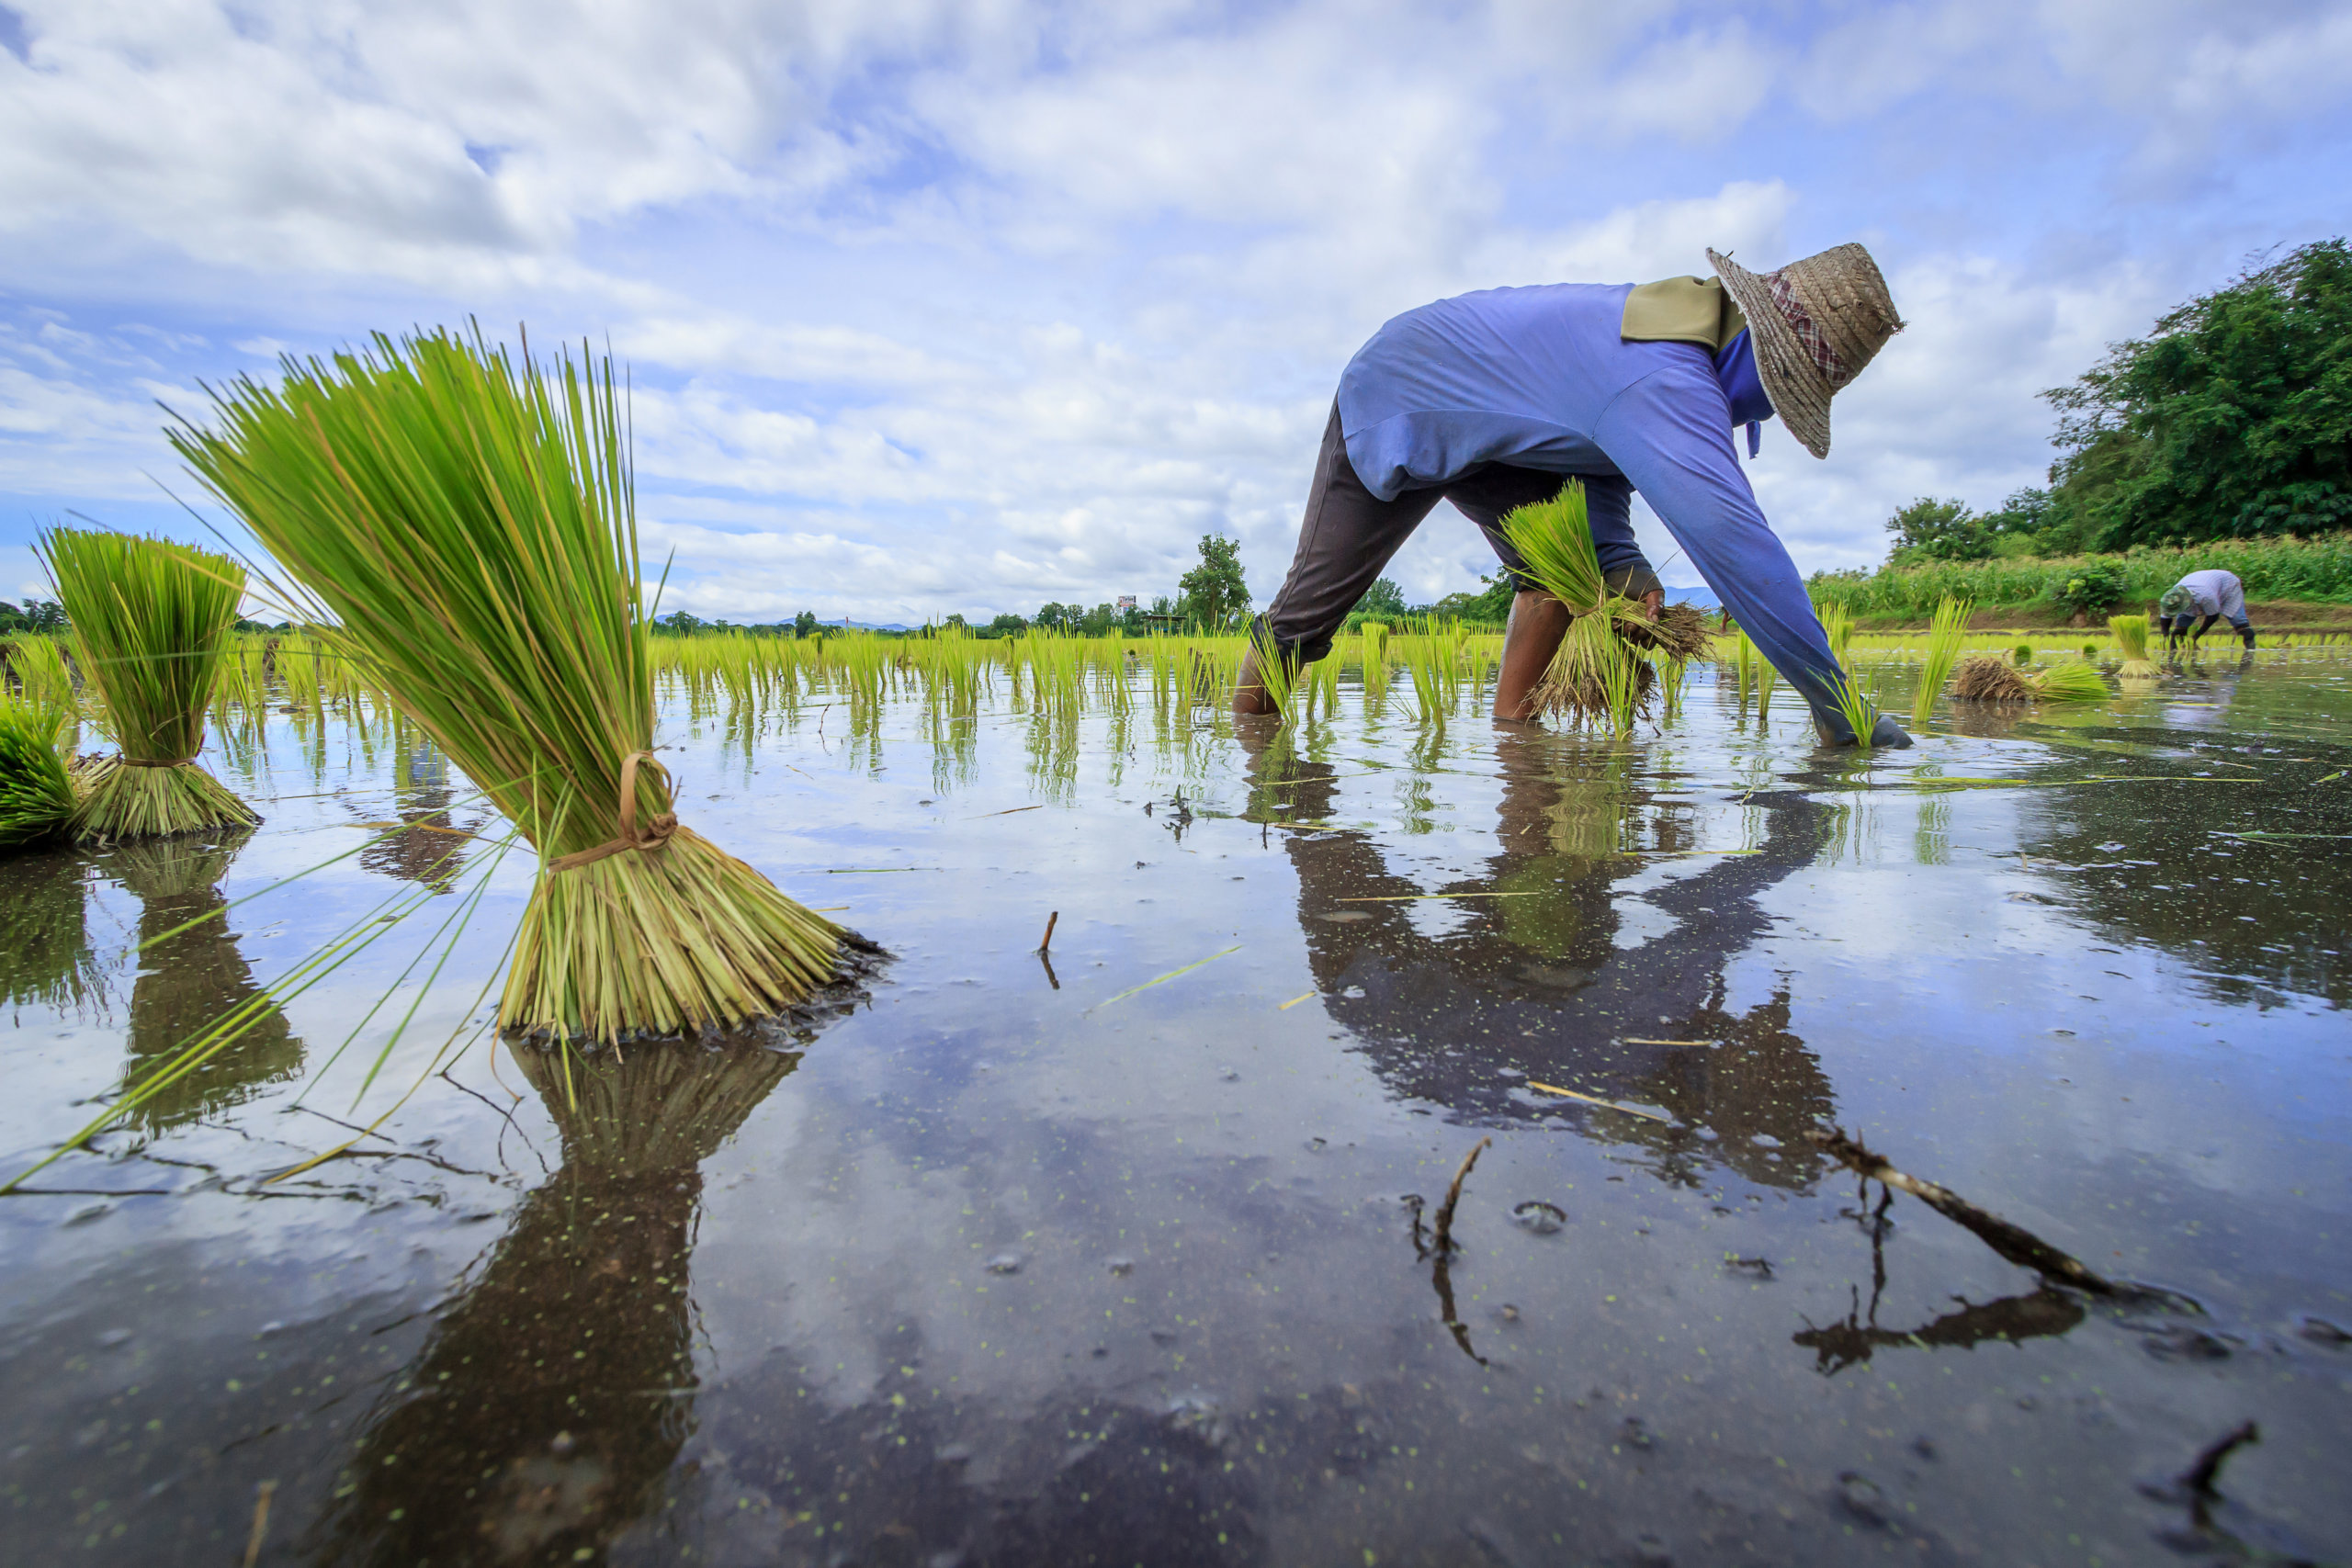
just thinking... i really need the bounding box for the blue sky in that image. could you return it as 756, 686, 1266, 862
3, 0, 2348, 624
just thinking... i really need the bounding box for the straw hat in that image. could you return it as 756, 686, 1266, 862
1707, 243, 1903, 459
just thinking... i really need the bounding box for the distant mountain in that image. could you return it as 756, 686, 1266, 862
819, 617, 913, 632
1663, 583, 1720, 611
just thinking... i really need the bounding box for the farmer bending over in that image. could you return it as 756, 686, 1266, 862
1235, 244, 1912, 747
2158, 570, 2255, 650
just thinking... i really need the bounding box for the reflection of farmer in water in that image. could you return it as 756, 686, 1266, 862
2158, 570, 2256, 649
1246, 729, 1838, 1189
1236, 244, 1912, 747
315, 1043, 795, 1568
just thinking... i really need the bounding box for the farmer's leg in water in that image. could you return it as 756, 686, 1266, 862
1239, 406, 1447, 715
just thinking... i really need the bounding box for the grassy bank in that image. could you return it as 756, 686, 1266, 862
1807, 533, 2352, 621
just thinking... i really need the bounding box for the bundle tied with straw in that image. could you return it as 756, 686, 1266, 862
2108, 614, 2158, 679
1953, 655, 2109, 705
169, 325, 859, 1044
1498, 484, 1708, 726
40, 528, 255, 842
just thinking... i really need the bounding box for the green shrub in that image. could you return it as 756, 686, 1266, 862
2050, 563, 2128, 617
1807, 532, 2352, 617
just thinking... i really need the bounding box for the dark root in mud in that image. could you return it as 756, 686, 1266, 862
1612, 601, 1713, 661
1952, 655, 2034, 703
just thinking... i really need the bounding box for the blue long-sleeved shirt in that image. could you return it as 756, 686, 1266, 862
1334, 282, 1849, 724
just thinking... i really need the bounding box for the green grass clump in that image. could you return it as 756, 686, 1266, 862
0, 694, 76, 850
170, 325, 851, 1044
40, 528, 254, 843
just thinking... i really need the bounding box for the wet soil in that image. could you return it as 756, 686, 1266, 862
3, 652, 2348, 1566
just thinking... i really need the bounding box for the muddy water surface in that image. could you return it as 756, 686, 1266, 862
3, 653, 2348, 1566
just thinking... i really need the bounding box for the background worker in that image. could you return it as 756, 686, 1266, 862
2158, 570, 2256, 649
1235, 243, 1913, 747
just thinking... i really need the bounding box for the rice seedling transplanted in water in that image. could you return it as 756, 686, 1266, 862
169, 325, 861, 1044
1912, 596, 1973, 728
40, 527, 256, 843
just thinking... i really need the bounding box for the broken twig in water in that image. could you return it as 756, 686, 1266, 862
1037, 910, 1058, 954
1338, 891, 1543, 901
1528, 1081, 1673, 1123
1809, 1127, 2119, 1295
972, 804, 1046, 818
1431, 1136, 1491, 1257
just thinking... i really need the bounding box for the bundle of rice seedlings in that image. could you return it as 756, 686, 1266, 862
1246, 620, 1299, 723
0, 692, 76, 850
2012, 643, 2034, 665
170, 326, 857, 1044
1952, 655, 2109, 705
2109, 614, 2158, 678
1499, 485, 1692, 724
40, 528, 254, 843
1730, 623, 1756, 704
1827, 670, 1883, 750
2030, 660, 2109, 703
1912, 596, 1973, 728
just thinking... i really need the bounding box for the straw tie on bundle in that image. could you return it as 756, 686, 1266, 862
548, 750, 678, 874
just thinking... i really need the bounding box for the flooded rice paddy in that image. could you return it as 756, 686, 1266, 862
4, 645, 2349, 1566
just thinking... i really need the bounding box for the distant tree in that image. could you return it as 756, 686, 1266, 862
656, 609, 705, 635
2043, 237, 2352, 546
944, 612, 968, 632
1885, 497, 1992, 563
1033, 602, 1071, 632
792, 610, 820, 637
1178, 534, 1250, 630
987, 613, 1028, 637
1350, 577, 1408, 619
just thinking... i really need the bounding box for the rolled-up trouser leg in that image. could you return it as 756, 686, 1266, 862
2232, 616, 2254, 649
1447, 468, 1660, 601
1261, 406, 1446, 663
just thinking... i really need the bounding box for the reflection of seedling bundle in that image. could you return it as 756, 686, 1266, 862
0, 842, 102, 1012
2109, 614, 2158, 679
0, 693, 76, 850
40, 528, 255, 843
172, 326, 856, 1044
1953, 655, 2109, 704
1499, 485, 1707, 730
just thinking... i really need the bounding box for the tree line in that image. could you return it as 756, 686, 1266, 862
1880, 237, 2352, 568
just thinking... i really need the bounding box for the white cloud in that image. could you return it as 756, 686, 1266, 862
0, 0, 2346, 621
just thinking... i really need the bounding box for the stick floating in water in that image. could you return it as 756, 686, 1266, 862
1810, 1127, 2120, 1295
1431, 1137, 1491, 1257
1527, 1081, 1673, 1122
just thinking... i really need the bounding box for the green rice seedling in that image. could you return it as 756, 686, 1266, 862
1912, 596, 1973, 728
40, 527, 255, 843
1246, 621, 1299, 724
6, 633, 77, 714
1815, 599, 1854, 662
0, 692, 76, 849
1753, 648, 1777, 720
1827, 669, 1881, 750
2013, 643, 2033, 665
2109, 614, 2157, 678
171, 325, 855, 1044
1730, 623, 1755, 705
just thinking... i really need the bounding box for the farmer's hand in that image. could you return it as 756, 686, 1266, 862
1639, 588, 1664, 621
